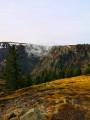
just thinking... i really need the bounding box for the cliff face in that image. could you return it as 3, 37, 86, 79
32, 44, 90, 75
0, 42, 90, 75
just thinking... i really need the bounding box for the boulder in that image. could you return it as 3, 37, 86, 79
20, 108, 45, 120
3, 109, 26, 120
72, 98, 80, 105
17, 101, 22, 108
10, 117, 19, 120
55, 98, 60, 103
3, 113, 16, 120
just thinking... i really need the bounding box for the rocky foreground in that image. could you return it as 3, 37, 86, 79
0, 75, 90, 120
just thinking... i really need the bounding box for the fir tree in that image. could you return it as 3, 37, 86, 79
4, 45, 22, 90
65, 67, 73, 78
84, 66, 90, 75
73, 67, 82, 76
35, 76, 41, 85
23, 74, 33, 87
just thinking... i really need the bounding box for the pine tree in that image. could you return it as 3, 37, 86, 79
23, 74, 33, 87
35, 76, 41, 85
73, 67, 82, 76
65, 67, 73, 78
4, 45, 22, 91
84, 66, 90, 75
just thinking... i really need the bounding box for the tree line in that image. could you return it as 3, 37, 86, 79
34, 65, 90, 85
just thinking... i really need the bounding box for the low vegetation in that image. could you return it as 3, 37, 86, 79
0, 75, 90, 119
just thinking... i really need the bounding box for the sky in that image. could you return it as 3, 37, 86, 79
0, 0, 90, 46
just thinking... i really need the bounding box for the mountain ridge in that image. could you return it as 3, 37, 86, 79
0, 42, 90, 75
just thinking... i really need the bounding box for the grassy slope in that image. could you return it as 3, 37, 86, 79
0, 75, 90, 119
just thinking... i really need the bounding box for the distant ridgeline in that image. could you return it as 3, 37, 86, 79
0, 42, 90, 78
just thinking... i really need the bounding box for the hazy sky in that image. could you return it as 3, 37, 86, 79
0, 0, 90, 46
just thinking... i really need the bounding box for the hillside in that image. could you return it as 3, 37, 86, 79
0, 42, 90, 76
32, 44, 90, 76
0, 75, 90, 120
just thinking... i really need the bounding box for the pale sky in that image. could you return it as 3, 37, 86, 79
0, 0, 90, 46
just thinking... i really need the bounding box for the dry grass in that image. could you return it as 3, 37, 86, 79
0, 75, 90, 120
0, 75, 90, 102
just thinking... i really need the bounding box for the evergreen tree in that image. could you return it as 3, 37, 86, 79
58, 69, 65, 78
60, 68, 65, 78
73, 67, 82, 76
42, 70, 51, 83
22, 74, 33, 87
65, 67, 73, 78
4, 45, 22, 90
84, 66, 90, 75
35, 76, 41, 85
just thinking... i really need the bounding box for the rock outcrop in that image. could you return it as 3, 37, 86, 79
20, 108, 45, 120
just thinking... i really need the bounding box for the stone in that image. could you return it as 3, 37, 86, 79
10, 117, 19, 120
63, 98, 69, 103
17, 101, 22, 108
55, 109, 58, 114
37, 104, 45, 110
55, 98, 60, 103
72, 98, 77, 105
35, 109, 45, 120
3, 113, 16, 120
3, 109, 26, 120
20, 108, 45, 120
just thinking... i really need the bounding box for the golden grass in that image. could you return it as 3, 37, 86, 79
0, 75, 90, 106
0, 75, 90, 120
